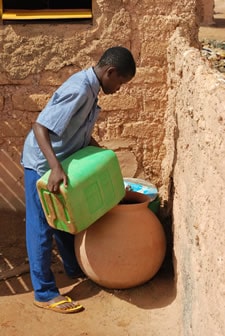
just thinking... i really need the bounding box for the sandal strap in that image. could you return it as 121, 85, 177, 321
48, 296, 74, 308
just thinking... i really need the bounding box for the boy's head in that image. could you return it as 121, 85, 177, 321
94, 46, 136, 95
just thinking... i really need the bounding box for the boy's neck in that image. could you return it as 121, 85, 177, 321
92, 66, 102, 86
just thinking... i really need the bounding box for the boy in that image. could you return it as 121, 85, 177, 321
21, 46, 136, 313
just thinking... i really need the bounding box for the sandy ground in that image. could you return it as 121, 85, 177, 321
0, 212, 177, 336
1, 2, 224, 335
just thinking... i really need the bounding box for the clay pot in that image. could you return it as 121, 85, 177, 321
74, 190, 166, 289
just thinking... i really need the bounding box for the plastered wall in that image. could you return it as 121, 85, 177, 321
164, 28, 225, 335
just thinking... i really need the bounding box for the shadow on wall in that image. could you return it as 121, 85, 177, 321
0, 147, 25, 211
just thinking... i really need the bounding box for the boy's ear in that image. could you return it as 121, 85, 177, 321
106, 66, 117, 77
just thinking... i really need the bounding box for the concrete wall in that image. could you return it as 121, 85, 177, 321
165, 28, 225, 335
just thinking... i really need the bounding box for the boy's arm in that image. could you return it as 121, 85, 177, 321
33, 122, 68, 193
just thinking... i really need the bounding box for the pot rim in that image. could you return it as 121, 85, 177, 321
118, 190, 151, 206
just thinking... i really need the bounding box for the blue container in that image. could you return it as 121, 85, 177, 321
123, 178, 160, 214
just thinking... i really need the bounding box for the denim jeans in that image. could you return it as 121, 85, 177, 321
24, 168, 79, 302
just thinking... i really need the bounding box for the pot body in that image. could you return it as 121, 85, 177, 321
75, 191, 166, 289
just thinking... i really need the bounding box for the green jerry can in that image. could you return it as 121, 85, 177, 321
36, 146, 125, 234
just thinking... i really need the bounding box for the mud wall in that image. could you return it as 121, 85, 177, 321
1, 1, 225, 334
200, 0, 215, 25
164, 28, 225, 335
0, 0, 197, 211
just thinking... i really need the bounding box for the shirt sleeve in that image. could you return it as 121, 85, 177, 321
37, 88, 87, 137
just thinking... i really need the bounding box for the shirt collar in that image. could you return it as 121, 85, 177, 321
86, 67, 101, 97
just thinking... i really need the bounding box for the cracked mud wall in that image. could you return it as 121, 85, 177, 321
165, 27, 225, 335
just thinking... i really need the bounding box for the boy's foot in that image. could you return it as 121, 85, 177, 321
34, 295, 84, 314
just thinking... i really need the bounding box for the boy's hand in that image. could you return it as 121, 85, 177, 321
32, 122, 68, 193
47, 164, 68, 193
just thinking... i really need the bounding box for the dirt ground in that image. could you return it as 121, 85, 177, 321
1, 2, 225, 335
0, 211, 177, 336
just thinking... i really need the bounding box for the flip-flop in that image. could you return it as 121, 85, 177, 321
34, 296, 84, 314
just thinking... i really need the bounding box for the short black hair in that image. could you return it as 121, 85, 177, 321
97, 46, 136, 78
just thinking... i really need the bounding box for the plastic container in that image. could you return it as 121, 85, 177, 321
123, 178, 160, 214
123, 178, 158, 200
37, 146, 125, 234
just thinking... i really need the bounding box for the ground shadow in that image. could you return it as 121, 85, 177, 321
61, 262, 175, 310
67, 211, 176, 310
0, 210, 175, 310
214, 18, 225, 28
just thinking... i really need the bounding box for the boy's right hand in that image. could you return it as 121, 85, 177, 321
47, 163, 68, 193
32, 122, 68, 193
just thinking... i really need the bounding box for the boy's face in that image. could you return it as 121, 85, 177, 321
101, 67, 133, 95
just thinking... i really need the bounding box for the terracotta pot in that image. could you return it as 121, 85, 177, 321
74, 190, 166, 289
